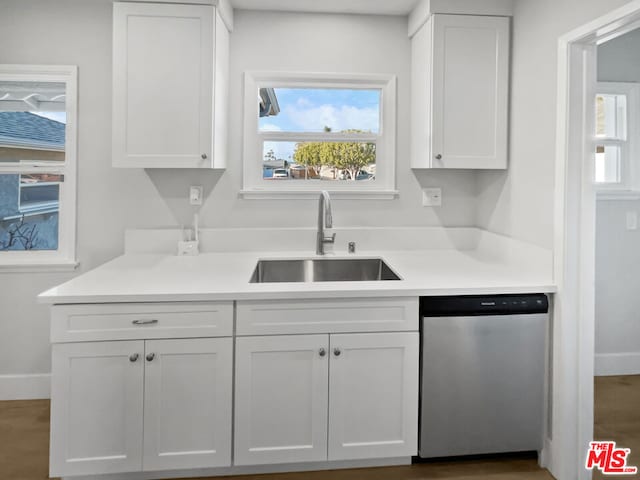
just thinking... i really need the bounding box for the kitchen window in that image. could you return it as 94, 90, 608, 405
0, 65, 78, 270
241, 72, 397, 198
594, 82, 640, 196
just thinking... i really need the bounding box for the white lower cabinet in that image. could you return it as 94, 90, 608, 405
234, 332, 419, 466
50, 338, 233, 477
234, 335, 329, 466
328, 333, 419, 460
49, 297, 419, 477
143, 338, 233, 471
50, 341, 144, 476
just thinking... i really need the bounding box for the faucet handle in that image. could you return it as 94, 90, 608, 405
324, 233, 336, 244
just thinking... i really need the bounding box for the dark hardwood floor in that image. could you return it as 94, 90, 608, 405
1, 376, 638, 480
593, 375, 640, 480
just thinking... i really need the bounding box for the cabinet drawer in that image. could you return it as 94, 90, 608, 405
237, 297, 418, 335
51, 302, 233, 342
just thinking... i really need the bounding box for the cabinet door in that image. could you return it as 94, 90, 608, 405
142, 338, 232, 470
234, 335, 329, 465
431, 14, 509, 169
112, 2, 213, 168
328, 332, 419, 460
50, 341, 144, 477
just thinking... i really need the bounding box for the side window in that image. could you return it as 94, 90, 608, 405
595, 82, 639, 192
0, 65, 77, 269
242, 73, 397, 198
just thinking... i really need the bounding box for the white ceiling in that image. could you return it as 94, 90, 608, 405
229, 0, 421, 16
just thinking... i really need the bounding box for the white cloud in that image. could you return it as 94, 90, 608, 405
260, 123, 282, 132
263, 141, 296, 161
283, 103, 379, 133
295, 97, 313, 108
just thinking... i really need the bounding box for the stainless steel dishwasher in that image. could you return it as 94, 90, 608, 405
419, 294, 548, 458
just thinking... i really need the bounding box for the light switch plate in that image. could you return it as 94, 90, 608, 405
189, 186, 203, 206
422, 188, 442, 207
626, 211, 637, 230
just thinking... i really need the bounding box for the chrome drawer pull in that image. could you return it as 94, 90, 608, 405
132, 319, 159, 326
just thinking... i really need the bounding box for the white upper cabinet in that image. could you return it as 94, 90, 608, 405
411, 14, 510, 169
112, 2, 229, 168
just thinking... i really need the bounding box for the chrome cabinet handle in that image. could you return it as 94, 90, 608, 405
319, 348, 326, 357
333, 348, 341, 357
146, 353, 155, 362
129, 353, 139, 362
435, 154, 442, 160
132, 319, 158, 326
201, 153, 208, 160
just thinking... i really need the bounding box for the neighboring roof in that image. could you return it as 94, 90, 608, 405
0, 112, 65, 151
263, 159, 287, 168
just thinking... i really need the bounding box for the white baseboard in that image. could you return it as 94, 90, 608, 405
539, 437, 552, 470
63, 457, 411, 480
0, 373, 51, 400
595, 352, 640, 376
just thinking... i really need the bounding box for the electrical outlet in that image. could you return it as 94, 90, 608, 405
189, 186, 203, 206
626, 211, 638, 230
422, 188, 442, 207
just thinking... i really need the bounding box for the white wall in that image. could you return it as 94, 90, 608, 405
205, 9, 477, 229
0, 2, 478, 394
476, 0, 631, 249
595, 200, 640, 374
594, 28, 640, 375
0, 0, 178, 396
598, 28, 640, 82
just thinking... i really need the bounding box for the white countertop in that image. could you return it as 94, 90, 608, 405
38, 248, 556, 304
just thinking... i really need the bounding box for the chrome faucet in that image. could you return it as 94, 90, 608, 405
316, 190, 336, 255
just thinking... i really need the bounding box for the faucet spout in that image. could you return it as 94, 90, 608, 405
316, 191, 335, 255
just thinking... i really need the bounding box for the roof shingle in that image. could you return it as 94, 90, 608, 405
0, 112, 65, 150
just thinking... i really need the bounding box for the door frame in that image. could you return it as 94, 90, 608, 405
551, 2, 640, 479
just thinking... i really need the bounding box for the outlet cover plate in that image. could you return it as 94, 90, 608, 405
422, 188, 442, 207
189, 186, 203, 206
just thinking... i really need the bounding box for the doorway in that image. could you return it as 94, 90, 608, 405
553, 2, 640, 479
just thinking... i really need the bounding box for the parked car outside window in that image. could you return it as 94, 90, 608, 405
272, 168, 289, 178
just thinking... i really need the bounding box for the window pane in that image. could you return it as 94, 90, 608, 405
0, 81, 66, 165
595, 145, 620, 183
258, 88, 380, 134
595, 93, 627, 139
0, 173, 60, 251
263, 141, 376, 181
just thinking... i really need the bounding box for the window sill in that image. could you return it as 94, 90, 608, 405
596, 190, 640, 200
0, 259, 79, 273
239, 189, 399, 200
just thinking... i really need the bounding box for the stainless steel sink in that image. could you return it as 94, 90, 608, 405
250, 258, 401, 283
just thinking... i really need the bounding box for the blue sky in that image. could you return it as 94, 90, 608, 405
34, 112, 66, 124
259, 88, 380, 133
259, 88, 379, 162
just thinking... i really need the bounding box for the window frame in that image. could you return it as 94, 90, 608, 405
594, 81, 640, 198
241, 71, 397, 199
0, 64, 78, 271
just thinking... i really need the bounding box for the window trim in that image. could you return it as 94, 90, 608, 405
595, 81, 640, 197
0, 64, 78, 271
241, 71, 398, 199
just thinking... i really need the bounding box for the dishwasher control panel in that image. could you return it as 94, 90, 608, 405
420, 294, 549, 317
